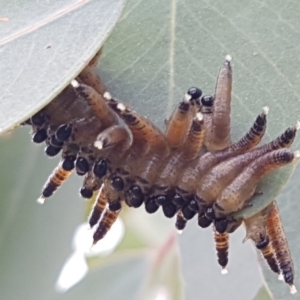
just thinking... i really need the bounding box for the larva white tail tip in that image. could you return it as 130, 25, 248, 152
295, 121, 300, 130
103, 91, 112, 100
290, 285, 297, 294
221, 268, 228, 275
71, 79, 79, 88
196, 112, 203, 121
184, 93, 192, 102
293, 150, 300, 158
278, 273, 284, 281
94, 140, 103, 150
225, 54, 232, 63
37, 196, 45, 205
262, 106, 269, 115
117, 103, 126, 112
177, 229, 183, 235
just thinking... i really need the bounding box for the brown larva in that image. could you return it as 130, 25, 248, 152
266, 201, 296, 294
212, 148, 297, 219
205, 55, 232, 151
243, 201, 296, 294
23, 52, 298, 294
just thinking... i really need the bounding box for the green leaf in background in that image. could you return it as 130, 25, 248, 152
0, 0, 125, 133
178, 219, 267, 300
254, 285, 272, 300
0, 128, 86, 300
2, 0, 300, 299
139, 233, 183, 300
60, 252, 150, 300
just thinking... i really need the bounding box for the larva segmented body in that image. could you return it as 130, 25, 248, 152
214, 230, 229, 274
266, 201, 296, 294
243, 205, 281, 275
24, 52, 299, 294
206, 55, 232, 151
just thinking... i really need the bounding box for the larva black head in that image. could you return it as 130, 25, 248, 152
80, 187, 93, 199
198, 215, 212, 228
111, 176, 124, 192
50, 135, 64, 148
155, 195, 168, 206
62, 156, 76, 171
75, 157, 89, 176
56, 124, 72, 142
32, 129, 48, 143
31, 113, 45, 126
109, 202, 122, 212
93, 159, 107, 178
172, 194, 184, 207
201, 95, 214, 107
182, 205, 196, 220
188, 199, 199, 212
45, 145, 62, 157
128, 186, 144, 208
145, 198, 159, 214
214, 219, 228, 234
187, 87, 202, 100
162, 202, 177, 218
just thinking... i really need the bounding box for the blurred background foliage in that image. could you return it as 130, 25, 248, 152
1, 0, 300, 299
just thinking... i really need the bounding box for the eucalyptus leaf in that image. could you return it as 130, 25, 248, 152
2, 0, 300, 299
178, 219, 264, 300
0, 0, 125, 133
60, 252, 150, 300
98, 0, 300, 220
253, 285, 272, 300
233, 159, 300, 220
139, 233, 183, 300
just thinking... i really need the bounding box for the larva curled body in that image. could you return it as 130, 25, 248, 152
24, 53, 298, 294
198, 123, 298, 212
213, 149, 296, 218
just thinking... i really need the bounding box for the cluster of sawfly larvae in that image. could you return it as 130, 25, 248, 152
23, 50, 299, 294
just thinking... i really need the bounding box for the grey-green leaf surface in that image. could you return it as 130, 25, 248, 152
0, 0, 125, 133
61, 252, 150, 300
2, 0, 300, 299
253, 285, 272, 300
0, 128, 85, 300
178, 219, 265, 300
